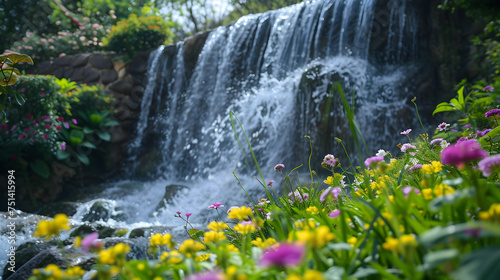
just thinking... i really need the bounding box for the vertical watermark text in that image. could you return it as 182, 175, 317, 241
7, 170, 17, 273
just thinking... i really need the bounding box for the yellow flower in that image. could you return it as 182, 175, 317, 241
227, 206, 253, 220
162, 250, 183, 264
479, 203, 500, 222
251, 237, 276, 248
382, 237, 399, 252
422, 161, 443, 174
286, 275, 303, 280
433, 184, 454, 197
347, 237, 358, 246
400, 234, 418, 247
306, 206, 319, 214
296, 225, 334, 248
150, 233, 174, 248
204, 231, 226, 244
422, 188, 433, 200
66, 266, 85, 277
234, 222, 257, 235
73, 236, 82, 247
33, 214, 71, 240
324, 176, 334, 185
207, 221, 229, 232
44, 264, 63, 279
98, 243, 130, 265
294, 219, 316, 230
179, 239, 206, 257
304, 270, 325, 280
195, 253, 211, 262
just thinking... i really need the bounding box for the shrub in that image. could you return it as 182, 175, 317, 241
102, 13, 175, 59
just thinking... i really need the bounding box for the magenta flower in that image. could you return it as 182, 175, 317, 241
72, 119, 78, 125
0, 124, 7, 129
18, 134, 27, 140
485, 109, 500, 118
209, 202, 224, 209
320, 187, 342, 202
21, 88, 26, 92
322, 154, 337, 168
274, 164, 285, 171
81, 232, 100, 253
43, 134, 48, 139
43, 116, 50, 120
186, 270, 223, 280
25, 128, 30, 132
259, 243, 305, 267
430, 138, 443, 145
56, 126, 61, 130
64, 122, 69, 128
409, 164, 423, 173
40, 93, 46, 97
437, 122, 450, 131
402, 186, 420, 198
329, 209, 341, 218
45, 124, 50, 129
464, 124, 471, 128
441, 139, 488, 167
176, 211, 181, 215
30, 138, 34, 142
61, 144, 66, 150
400, 129, 412, 136
364, 156, 384, 169
484, 85, 494, 92
267, 180, 275, 186
33, 119, 39, 125
27, 114, 33, 119
401, 143, 417, 155
478, 154, 500, 177
58, 117, 64, 121
186, 213, 192, 218
10, 125, 16, 131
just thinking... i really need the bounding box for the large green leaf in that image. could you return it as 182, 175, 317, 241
90, 114, 102, 124
69, 130, 84, 145
80, 141, 97, 149
56, 150, 70, 160
30, 159, 50, 179
76, 152, 90, 165
0, 53, 33, 65
419, 249, 459, 271
453, 247, 500, 280
13, 91, 25, 106
429, 188, 475, 211
432, 102, 457, 115
0, 70, 19, 86
96, 130, 111, 141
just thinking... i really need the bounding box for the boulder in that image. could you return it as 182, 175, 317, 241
83, 68, 100, 83
101, 69, 118, 85
4, 243, 64, 280
70, 223, 118, 239
53, 56, 73, 67
70, 67, 85, 82
108, 79, 133, 94
81, 200, 124, 223
89, 54, 114, 69
129, 226, 175, 238
154, 185, 188, 212
183, 31, 210, 71
37, 201, 79, 217
71, 54, 91, 67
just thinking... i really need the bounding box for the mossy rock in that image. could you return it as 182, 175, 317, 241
82, 200, 125, 222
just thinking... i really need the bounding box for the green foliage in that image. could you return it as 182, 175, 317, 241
226, 0, 303, 24
439, 0, 500, 21
102, 13, 175, 59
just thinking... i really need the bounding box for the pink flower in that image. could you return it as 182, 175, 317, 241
45, 124, 50, 129
27, 114, 33, 119
10, 125, 16, 131
33, 119, 39, 125
259, 243, 305, 267
430, 138, 443, 145
402, 186, 420, 198
58, 117, 64, 121
21, 88, 26, 92
43, 116, 50, 120
267, 180, 275, 186
274, 164, 285, 171
441, 139, 488, 168
64, 122, 69, 128
186, 213, 192, 218
81, 232, 101, 253
485, 109, 500, 118
409, 164, 423, 173
364, 156, 384, 169
61, 144, 66, 150
401, 143, 417, 154
329, 209, 341, 218
25, 128, 30, 132
186, 270, 223, 280
484, 85, 494, 92
43, 134, 48, 139
464, 124, 471, 128
322, 154, 337, 168
40, 93, 45, 97
56, 126, 61, 130
209, 202, 224, 209
478, 154, 500, 177
18, 134, 27, 140
176, 211, 181, 215
72, 119, 78, 125
320, 187, 342, 202
0, 124, 7, 129
437, 122, 450, 131
400, 129, 412, 136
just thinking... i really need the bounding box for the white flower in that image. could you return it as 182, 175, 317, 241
440, 140, 450, 149
376, 149, 386, 157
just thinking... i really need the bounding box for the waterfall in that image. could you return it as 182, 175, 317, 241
79, 0, 425, 226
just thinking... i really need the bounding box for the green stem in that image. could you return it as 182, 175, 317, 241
411, 98, 427, 137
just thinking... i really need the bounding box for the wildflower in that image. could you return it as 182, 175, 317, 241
44, 124, 50, 129
430, 138, 443, 145
437, 122, 450, 131
27, 114, 33, 119
186, 213, 192, 218
207, 221, 229, 232
400, 129, 412, 135
0, 124, 6, 129
382, 237, 399, 252
376, 149, 386, 157
72, 119, 78, 125
234, 221, 257, 235
328, 209, 341, 218
56, 126, 61, 130
484, 85, 494, 92
21, 88, 26, 92
203, 231, 226, 244
441, 139, 488, 168
295, 225, 334, 248
401, 143, 417, 155
400, 234, 418, 247
58, 117, 64, 121
478, 129, 493, 137
179, 239, 206, 258
150, 233, 174, 248
81, 232, 102, 253
33, 214, 71, 240
409, 164, 423, 173
364, 156, 384, 169
61, 144, 66, 150
485, 109, 500, 118
320, 187, 341, 202
464, 124, 471, 128
186, 270, 224, 280
288, 190, 309, 202
251, 237, 276, 249
257, 198, 270, 206
98, 243, 130, 265
10, 125, 16, 131
17, 134, 27, 140
347, 237, 358, 246
321, 154, 337, 169
259, 243, 305, 267
274, 164, 285, 171
227, 206, 252, 220
43, 134, 49, 139
64, 122, 69, 128
402, 186, 421, 198
306, 206, 319, 214
43, 116, 50, 120
304, 270, 325, 280
267, 180, 275, 186
421, 161, 443, 174
478, 155, 500, 177
209, 202, 224, 209
478, 203, 500, 222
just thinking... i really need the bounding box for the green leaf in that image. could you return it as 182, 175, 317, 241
326, 243, 353, 251
0, 53, 34, 65
419, 249, 459, 271
83, 126, 94, 134
90, 114, 102, 124
13, 92, 25, 106
102, 120, 120, 127
324, 266, 345, 280
432, 103, 457, 115
80, 141, 97, 149
76, 152, 90, 165
453, 247, 500, 280
69, 130, 84, 145
30, 159, 50, 179
442, 177, 464, 186
349, 267, 378, 279
458, 86, 465, 107
429, 188, 475, 211
96, 130, 111, 141
0, 70, 19, 86
188, 229, 204, 241
56, 150, 70, 160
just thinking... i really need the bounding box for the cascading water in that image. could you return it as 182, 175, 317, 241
0, 1, 431, 272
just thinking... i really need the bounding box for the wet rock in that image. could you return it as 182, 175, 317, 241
52, 67, 64, 79
3, 241, 62, 280
89, 54, 114, 69
101, 69, 118, 84
70, 223, 117, 239
183, 31, 209, 71
108, 79, 133, 94
71, 67, 85, 82
154, 185, 188, 212
82, 200, 124, 223
53, 56, 73, 67
71, 54, 91, 67
83, 68, 100, 83
36, 61, 55, 75
129, 226, 175, 238
37, 201, 79, 217
63, 67, 74, 79
128, 54, 148, 75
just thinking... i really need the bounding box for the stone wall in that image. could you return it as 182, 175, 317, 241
36, 51, 151, 177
